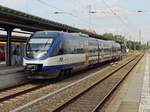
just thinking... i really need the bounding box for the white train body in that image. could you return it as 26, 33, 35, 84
23, 31, 122, 79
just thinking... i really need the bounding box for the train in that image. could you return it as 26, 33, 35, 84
23, 31, 123, 79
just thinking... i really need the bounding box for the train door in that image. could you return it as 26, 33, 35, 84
83, 40, 89, 64
98, 41, 104, 63
97, 40, 100, 63
98, 43, 101, 63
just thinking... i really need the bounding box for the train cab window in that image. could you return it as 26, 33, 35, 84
26, 31, 59, 59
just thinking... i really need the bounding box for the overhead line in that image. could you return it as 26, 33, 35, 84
36, 0, 90, 26
102, 0, 128, 25
102, 0, 134, 39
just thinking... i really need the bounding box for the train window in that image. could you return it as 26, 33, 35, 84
62, 38, 81, 54
52, 42, 63, 56
87, 40, 98, 57
26, 32, 59, 58
78, 39, 84, 53
27, 38, 53, 51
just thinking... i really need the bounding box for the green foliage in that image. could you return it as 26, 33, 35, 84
102, 33, 125, 42
102, 33, 149, 50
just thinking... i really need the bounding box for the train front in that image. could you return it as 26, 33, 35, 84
23, 31, 60, 75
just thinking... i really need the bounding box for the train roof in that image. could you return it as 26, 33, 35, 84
35, 31, 63, 34
69, 33, 89, 38
34, 31, 121, 44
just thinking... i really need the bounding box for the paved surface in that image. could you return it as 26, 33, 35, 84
0, 61, 6, 65
101, 53, 150, 112
0, 65, 28, 90
0, 61, 22, 72
139, 53, 150, 112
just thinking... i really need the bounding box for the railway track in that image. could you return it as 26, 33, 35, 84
0, 57, 111, 112
54, 54, 143, 112
0, 66, 102, 103
10, 53, 143, 112
0, 82, 50, 103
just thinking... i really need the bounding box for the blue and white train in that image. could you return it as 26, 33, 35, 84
23, 31, 123, 79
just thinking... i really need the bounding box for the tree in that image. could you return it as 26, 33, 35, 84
102, 33, 148, 50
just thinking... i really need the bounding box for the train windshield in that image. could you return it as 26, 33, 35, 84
26, 31, 59, 59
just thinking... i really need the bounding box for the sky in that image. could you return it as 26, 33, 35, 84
0, 0, 150, 42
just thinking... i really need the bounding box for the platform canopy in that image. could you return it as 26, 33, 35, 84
0, 5, 124, 66
0, 34, 27, 42
0, 5, 109, 40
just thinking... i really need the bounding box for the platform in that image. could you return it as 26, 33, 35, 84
0, 65, 28, 90
0, 65, 23, 75
102, 53, 150, 112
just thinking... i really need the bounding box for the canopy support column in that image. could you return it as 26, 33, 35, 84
5, 27, 14, 66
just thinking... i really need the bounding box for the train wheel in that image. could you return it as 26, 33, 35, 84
61, 68, 71, 78
67, 68, 72, 75
66, 68, 72, 77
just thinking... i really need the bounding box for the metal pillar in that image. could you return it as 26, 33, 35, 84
5, 28, 13, 66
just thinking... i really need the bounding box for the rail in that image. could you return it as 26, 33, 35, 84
11, 53, 144, 112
